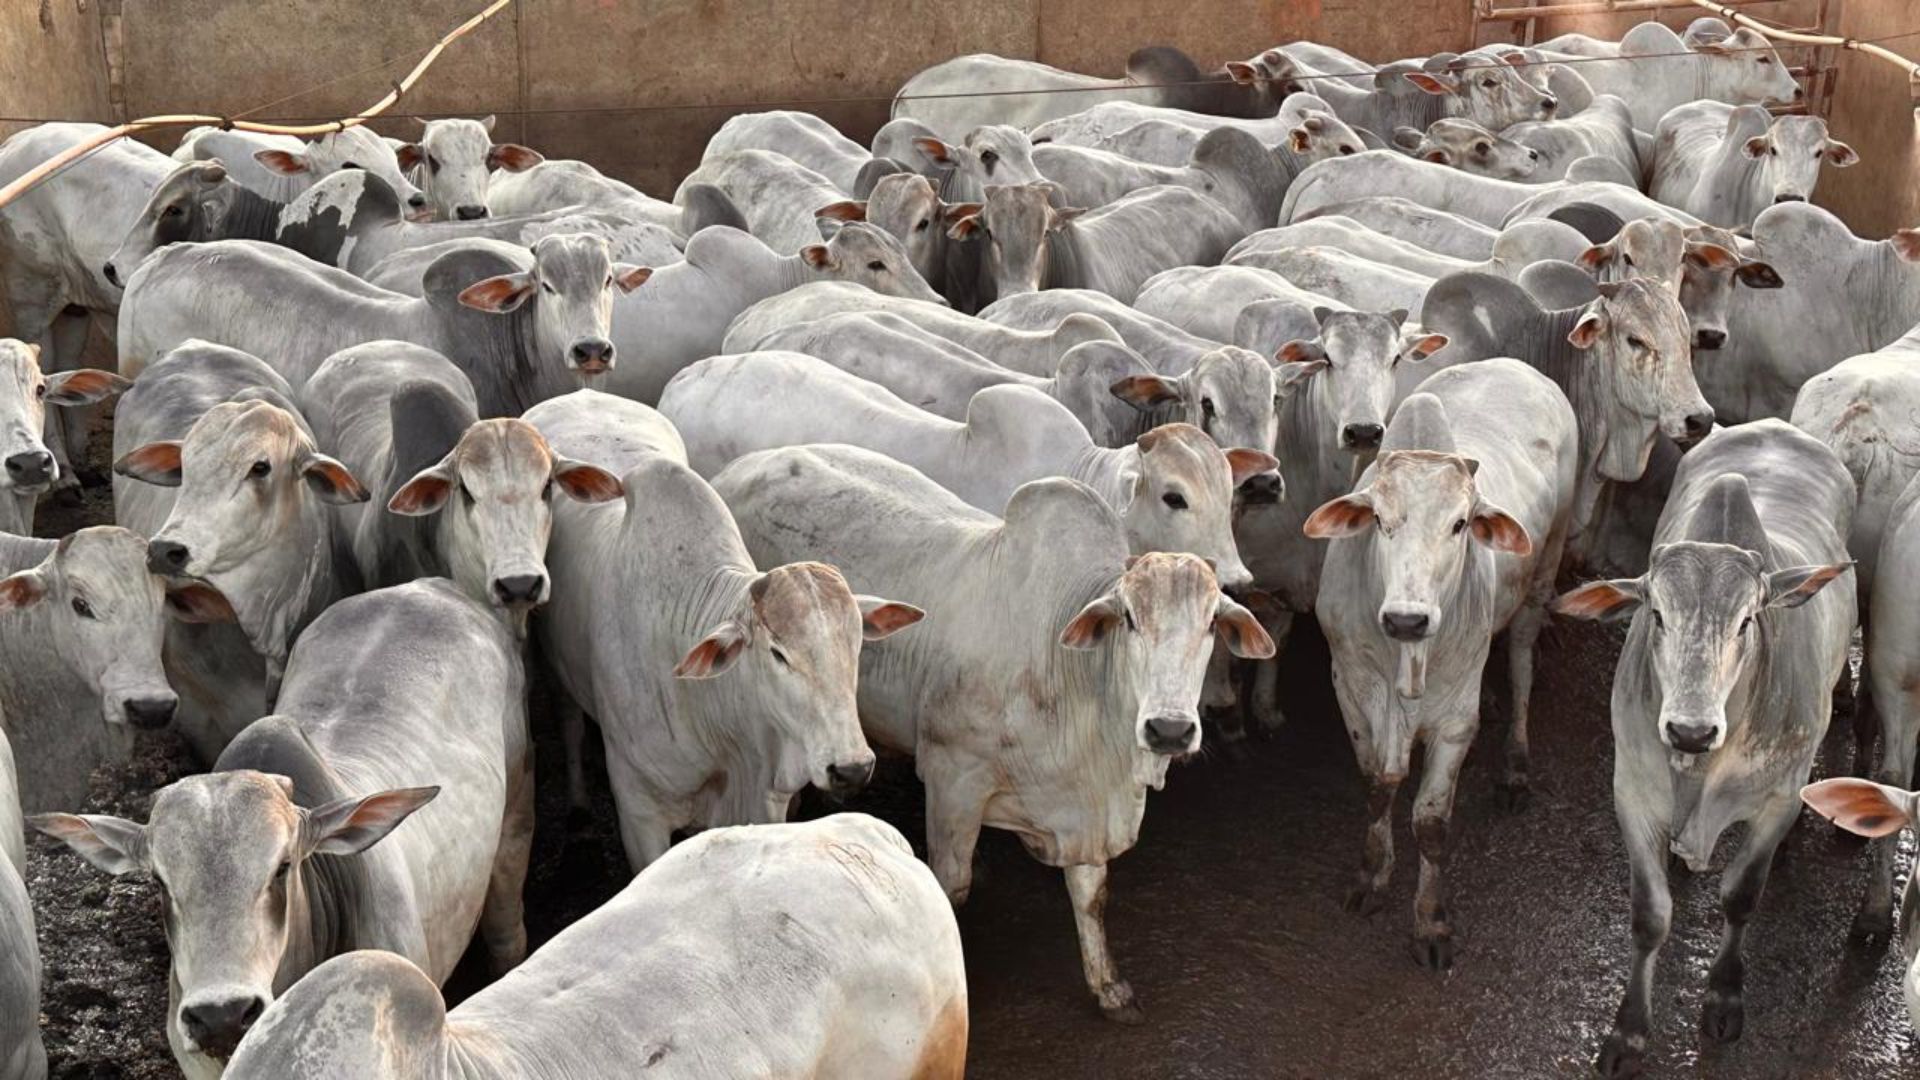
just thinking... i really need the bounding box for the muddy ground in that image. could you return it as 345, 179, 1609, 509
24, 425, 1919, 1077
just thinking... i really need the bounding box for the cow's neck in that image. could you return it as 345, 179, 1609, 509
1525, 304, 1637, 543
219, 185, 289, 243
1044, 228, 1084, 292
1863, 241, 1920, 350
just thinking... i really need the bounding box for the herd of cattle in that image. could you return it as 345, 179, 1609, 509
0, 14, 1917, 1078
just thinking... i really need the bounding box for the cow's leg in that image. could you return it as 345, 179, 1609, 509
922, 755, 992, 906
1499, 600, 1547, 811
604, 752, 673, 872
1064, 862, 1141, 1025
1861, 662, 1920, 942
1597, 813, 1672, 1079
1248, 609, 1294, 732
1200, 645, 1245, 748
557, 697, 595, 826
1345, 775, 1399, 916
1409, 727, 1471, 970
1701, 797, 1797, 1044
479, 745, 535, 972
45, 307, 93, 489
1851, 614, 1875, 776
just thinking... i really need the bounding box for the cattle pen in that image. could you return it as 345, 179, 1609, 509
4, 0, 1920, 1078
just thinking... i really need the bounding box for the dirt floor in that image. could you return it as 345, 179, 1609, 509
23, 427, 1920, 1078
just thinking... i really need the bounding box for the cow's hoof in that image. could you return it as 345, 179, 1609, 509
1495, 779, 1531, 814
1700, 988, 1744, 1043
1410, 932, 1454, 971
1594, 1030, 1646, 1078
1850, 906, 1894, 949
1097, 983, 1144, 1026
1343, 884, 1381, 917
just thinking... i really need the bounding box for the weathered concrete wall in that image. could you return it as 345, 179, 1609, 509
1818, 0, 1919, 238
0, 0, 112, 145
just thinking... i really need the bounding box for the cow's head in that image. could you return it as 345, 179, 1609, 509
1117, 424, 1271, 593
1110, 347, 1281, 498
1223, 49, 1302, 116
1392, 118, 1539, 180
0, 340, 126, 501
452, 232, 650, 379
31, 767, 438, 1062
0, 526, 178, 730
1691, 26, 1804, 108
1405, 51, 1557, 128
818, 172, 975, 293
1059, 551, 1273, 755
799, 220, 947, 305
388, 417, 621, 617
671, 556, 920, 799
1678, 224, 1782, 351
1284, 106, 1365, 161
947, 183, 1081, 302
1553, 478, 1848, 752
254, 127, 428, 216
105, 160, 242, 289
912, 125, 1046, 200
398, 115, 543, 221
1565, 278, 1712, 478
1738, 111, 1857, 207
1274, 307, 1446, 454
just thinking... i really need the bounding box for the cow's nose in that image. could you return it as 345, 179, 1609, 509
569, 338, 614, 375
407, 192, 429, 209
1694, 328, 1727, 351
1342, 422, 1384, 450
1381, 610, 1431, 641
1528, 148, 1540, 161
122, 695, 178, 731
1682, 411, 1715, 441
825, 759, 875, 798
102, 262, 122, 288
455, 204, 488, 220
1540, 97, 1558, 113
1143, 715, 1198, 754
180, 996, 266, 1059
1773, 193, 1806, 204
1664, 721, 1718, 755
147, 539, 190, 575
491, 573, 546, 606
1238, 470, 1284, 504
4, 450, 54, 487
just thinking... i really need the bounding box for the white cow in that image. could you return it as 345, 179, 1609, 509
715, 445, 1274, 1019
395, 116, 543, 221
173, 127, 427, 211
704, 110, 873, 194
674, 149, 849, 253
0, 339, 128, 534
1295, 196, 1500, 260
226, 814, 969, 1080
1649, 102, 1856, 228
1801, 776, 1920, 1033
1028, 92, 1364, 167
1536, 20, 1803, 130
0, 727, 42, 1080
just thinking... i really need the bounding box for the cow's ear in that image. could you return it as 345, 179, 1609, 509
1422, 149, 1451, 165
1302, 493, 1375, 539
1277, 339, 1327, 365
1742, 135, 1770, 159
0, 569, 46, 612
1391, 127, 1424, 151
941, 202, 981, 223
1567, 311, 1607, 349
306, 787, 440, 856
673, 621, 750, 678
856, 596, 925, 641
480, 114, 498, 133
29, 813, 147, 875
552, 456, 624, 503
486, 143, 544, 172
1048, 207, 1086, 231
457, 272, 536, 313
946, 214, 982, 241
612, 264, 652, 294
395, 143, 425, 172
1824, 141, 1859, 168
1765, 562, 1850, 609
1226, 448, 1280, 488
1288, 127, 1313, 153
1576, 242, 1613, 269
388, 461, 455, 516
1801, 778, 1917, 838
44, 368, 131, 407
1470, 504, 1533, 556
1109, 374, 1183, 411
801, 244, 836, 269
1059, 594, 1125, 650
165, 583, 237, 624
815, 200, 867, 223
1894, 230, 1920, 263
114, 441, 184, 486
911, 136, 954, 165
1274, 354, 1328, 399
1684, 242, 1740, 270
1215, 594, 1276, 660
1735, 260, 1784, 289
1550, 578, 1643, 621
253, 148, 309, 175
1405, 71, 1459, 95
1225, 61, 1261, 86
300, 452, 371, 506
1401, 333, 1448, 362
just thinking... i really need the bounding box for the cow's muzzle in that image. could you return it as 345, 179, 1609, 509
1142, 715, 1199, 755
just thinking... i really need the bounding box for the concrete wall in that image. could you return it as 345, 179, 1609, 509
1818, 0, 1919, 237
0, 0, 112, 145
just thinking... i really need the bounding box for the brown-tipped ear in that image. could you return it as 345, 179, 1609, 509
552, 458, 624, 503
395, 143, 424, 172
457, 272, 536, 313
1215, 595, 1277, 660
673, 622, 750, 678
114, 441, 184, 486
1048, 207, 1086, 231
307, 787, 440, 857
1742, 135, 1770, 159
1225, 448, 1281, 488
1470, 506, 1533, 556
1225, 61, 1260, 86
166, 583, 237, 624
1567, 311, 1606, 349
1405, 71, 1457, 95
44, 368, 132, 406
301, 453, 370, 505
941, 202, 981, 223
1402, 333, 1448, 361
1549, 578, 1643, 621
613, 264, 652, 294
911, 136, 953, 164
1734, 260, 1784, 289
856, 596, 925, 641
1576, 243, 1612, 269
1422, 149, 1451, 165
801, 244, 835, 269
946, 214, 982, 241
487, 143, 544, 172
815, 200, 868, 223
1894, 230, 1920, 263
0, 570, 46, 612
1302, 493, 1375, 539
1765, 562, 1850, 609
1801, 778, 1915, 838
1288, 128, 1312, 153
1825, 141, 1859, 168
1276, 340, 1326, 364
388, 467, 454, 516
1059, 594, 1125, 650
1109, 374, 1183, 410
29, 812, 147, 875
253, 148, 309, 175
1684, 242, 1740, 270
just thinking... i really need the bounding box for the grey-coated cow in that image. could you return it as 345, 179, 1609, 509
34, 578, 530, 1079
1650, 102, 1856, 229
225, 815, 968, 1080
705, 110, 873, 194
172, 127, 426, 212
1553, 420, 1853, 1077
1391, 117, 1541, 181
0, 725, 42, 1080
1033, 126, 1291, 235
814, 173, 985, 310
1536, 20, 1802, 130
396, 116, 543, 221
1309, 364, 1576, 966
715, 444, 1273, 1021
0, 339, 128, 534
675, 149, 851, 254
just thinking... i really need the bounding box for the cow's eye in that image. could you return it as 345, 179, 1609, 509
71, 596, 94, 619
1163, 492, 1188, 510
1768, 146, 1778, 157
1481, 79, 1497, 89
541, 479, 554, 503
1201, 398, 1217, 417
248, 460, 271, 478
163, 204, 184, 218
1651, 609, 1665, 630
274, 861, 291, 883
1756, 56, 1771, 65
915, 218, 930, 232
1473, 142, 1490, 155
341, 161, 361, 170
33, 384, 46, 400
866, 260, 886, 272
980, 149, 998, 166
1627, 336, 1649, 351
1124, 609, 1137, 632
541, 282, 555, 294
1452, 518, 1467, 535
460, 483, 475, 508
1739, 615, 1753, 634
1623, 253, 1635, 267
1339, 145, 1357, 155
770, 646, 790, 668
